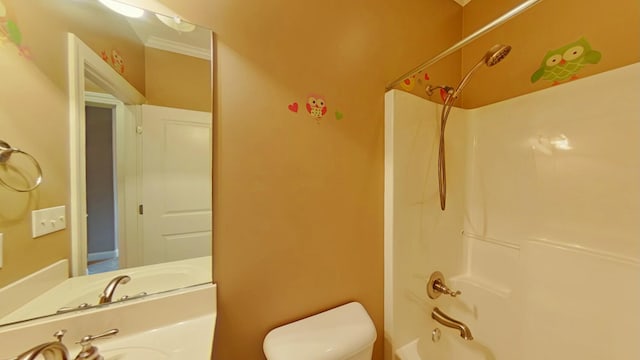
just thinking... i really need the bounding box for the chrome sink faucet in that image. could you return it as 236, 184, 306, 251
98, 275, 131, 304
432, 307, 474, 340
14, 330, 69, 360
13, 329, 119, 360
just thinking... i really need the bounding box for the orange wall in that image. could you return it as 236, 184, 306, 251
0, 0, 146, 288
459, 0, 640, 108
0, 1, 69, 287
387, 0, 640, 108
12, 0, 147, 95
6, 0, 635, 357
153, 0, 462, 359
0, 49, 69, 288
176, 0, 638, 357
145, 47, 212, 112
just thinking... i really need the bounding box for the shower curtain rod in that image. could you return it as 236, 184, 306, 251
386, 0, 543, 90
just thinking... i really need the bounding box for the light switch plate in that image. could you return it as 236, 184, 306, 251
32, 206, 66, 238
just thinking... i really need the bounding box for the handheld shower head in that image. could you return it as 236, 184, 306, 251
484, 44, 511, 66
450, 44, 511, 100
436, 44, 511, 211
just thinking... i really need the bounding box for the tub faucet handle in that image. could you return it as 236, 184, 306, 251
433, 280, 461, 297
427, 271, 461, 299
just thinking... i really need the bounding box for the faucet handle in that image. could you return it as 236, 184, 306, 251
57, 303, 91, 314
427, 271, 462, 299
433, 281, 462, 297
77, 328, 119, 346
74, 329, 118, 360
118, 291, 148, 302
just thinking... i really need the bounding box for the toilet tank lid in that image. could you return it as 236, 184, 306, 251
263, 302, 377, 360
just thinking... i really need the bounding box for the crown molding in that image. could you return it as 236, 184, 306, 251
145, 36, 211, 60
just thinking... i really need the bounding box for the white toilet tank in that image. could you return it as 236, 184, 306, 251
263, 302, 377, 360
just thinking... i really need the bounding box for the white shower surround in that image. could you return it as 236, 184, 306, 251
384, 62, 640, 360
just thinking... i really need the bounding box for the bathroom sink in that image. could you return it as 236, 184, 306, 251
102, 346, 170, 360
93, 313, 214, 359
0, 284, 216, 360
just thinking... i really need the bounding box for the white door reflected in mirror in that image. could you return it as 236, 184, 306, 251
141, 105, 212, 265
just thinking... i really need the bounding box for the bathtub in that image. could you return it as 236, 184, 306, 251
391, 275, 512, 360
395, 336, 496, 360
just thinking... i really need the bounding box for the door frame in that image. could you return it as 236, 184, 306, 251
67, 33, 145, 276
85, 92, 141, 271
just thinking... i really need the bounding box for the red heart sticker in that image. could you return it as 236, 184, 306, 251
288, 102, 299, 113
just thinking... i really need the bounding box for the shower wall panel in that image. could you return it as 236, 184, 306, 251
384, 90, 467, 359
385, 62, 640, 360
465, 62, 640, 360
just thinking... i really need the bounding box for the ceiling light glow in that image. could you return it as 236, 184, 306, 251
98, 0, 144, 18
155, 13, 196, 32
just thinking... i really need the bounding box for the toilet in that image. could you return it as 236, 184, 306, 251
263, 302, 377, 360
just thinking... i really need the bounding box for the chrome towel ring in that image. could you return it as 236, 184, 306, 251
0, 139, 43, 192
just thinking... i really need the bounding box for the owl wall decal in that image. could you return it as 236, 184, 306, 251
288, 93, 344, 123
531, 37, 601, 85
306, 95, 328, 119
0, 5, 32, 59
111, 49, 125, 74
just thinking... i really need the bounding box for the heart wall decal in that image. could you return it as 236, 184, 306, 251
288, 102, 299, 113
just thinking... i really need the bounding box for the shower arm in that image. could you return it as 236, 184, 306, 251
386, 0, 543, 90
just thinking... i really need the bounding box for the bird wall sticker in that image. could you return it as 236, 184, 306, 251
531, 37, 601, 85
306, 95, 327, 119
0, 1, 31, 58
287, 93, 345, 123
399, 72, 430, 92
400, 75, 417, 91
111, 49, 125, 74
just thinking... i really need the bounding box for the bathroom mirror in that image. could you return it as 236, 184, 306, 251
0, 0, 212, 326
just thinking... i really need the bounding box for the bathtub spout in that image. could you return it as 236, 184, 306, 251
431, 307, 474, 340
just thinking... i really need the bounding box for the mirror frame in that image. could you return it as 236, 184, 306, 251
67, 33, 145, 276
